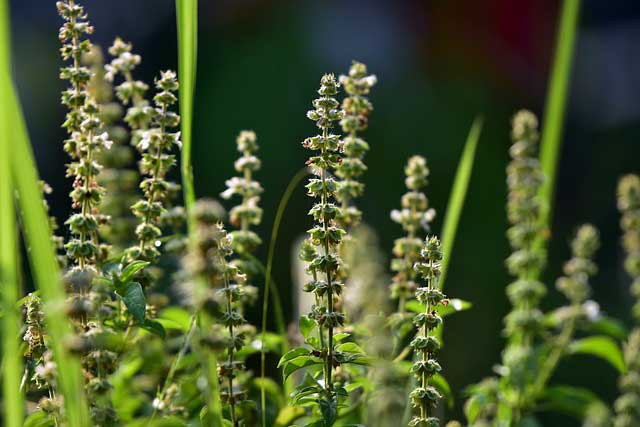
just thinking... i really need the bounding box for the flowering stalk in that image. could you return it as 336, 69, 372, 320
335, 61, 376, 229
613, 175, 640, 427
221, 130, 264, 266
180, 199, 247, 426
302, 74, 346, 400
84, 45, 140, 252
390, 156, 435, 314
128, 71, 181, 262
498, 110, 547, 419
58, 0, 112, 270
410, 236, 445, 427
533, 224, 600, 394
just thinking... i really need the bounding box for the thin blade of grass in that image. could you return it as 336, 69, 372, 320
0, 1, 23, 425
0, 1, 89, 425
175, 0, 198, 232
538, 0, 581, 251
261, 167, 309, 427
439, 117, 483, 290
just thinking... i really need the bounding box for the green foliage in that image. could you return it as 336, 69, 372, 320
439, 117, 483, 290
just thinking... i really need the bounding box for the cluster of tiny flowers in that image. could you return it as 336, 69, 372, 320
221, 130, 264, 273
298, 74, 347, 403
127, 70, 181, 262
554, 225, 600, 323
335, 61, 376, 228
180, 199, 250, 425
106, 38, 151, 144
613, 175, 640, 427
500, 111, 546, 387
83, 45, 139, 252
390, 155, 436, 313
58, 0, 113, 270
409, 236, 445, 427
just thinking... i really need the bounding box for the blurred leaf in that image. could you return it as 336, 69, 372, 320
275, 406, 306, 427
0, 6, 22, 423
119, 282, 146, 323
440, 116, 483, 289
431, 374, 454, 409
588, 316, 628, 341
542, 385, 602, 419
1, 6, 89, 425
158, 307, 192, 332
22, 412, 55, 427
568, 335, 625, 373
335, 342, 365, 354
536, 0, 582, 262
175, 0, 197, 224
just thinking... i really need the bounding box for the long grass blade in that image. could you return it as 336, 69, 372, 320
260, 167, 309, 427
538, 0, 581, 247
175, 0, 198, 232
1, 2, 89, 423
439, 117, 483, 290
0, 1, 23, 425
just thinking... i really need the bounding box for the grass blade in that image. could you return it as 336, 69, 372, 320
538, 0, 581, 245
0, 2, 89, 423
0, 1, 23, 425
260, 167, 308, 427
175, 0, 198, 231
439, 117, 483, 289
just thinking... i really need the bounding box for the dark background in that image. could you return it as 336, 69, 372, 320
8, 1, 640, 425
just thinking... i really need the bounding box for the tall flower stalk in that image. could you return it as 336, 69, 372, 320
58, 0, 112, 270
221, 130, 264, 269
499, 110, 547, 419
390, 156, 435, 314
84, 45, 139, 253
180, 199, 247, 426
303, 74, 345, 397
335, 61, 376, 229
128, 71, 181, 263
613, 175, 640, 427
410, 236, 446, 427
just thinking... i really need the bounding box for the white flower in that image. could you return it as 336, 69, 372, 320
582, 300, 601, 321
139, 131, 151, 151
363, 75, 378, 87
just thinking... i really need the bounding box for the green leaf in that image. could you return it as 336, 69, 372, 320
535, 0, 582, 266
439, 116, 483, 289
175, 0, 197, 226
430, 374, 453, 409
588, 316, 628, 341
568, 335, 625, 373
333, 332, 350, 342
158, 307, 192, 332
120, 260, 149, 284
22, 412, 55, 427
542, 385, 603, 419
140, 319, 166, 339
260, 168, 308, 419
299, 315, 315, 339
275, 405, 306, 427
335, 342, 365, 354
119, 282, 146, 323
278, 348, 311, 368
282, 356, 322, 380
0, 16, 23, 423
0, 2, 89, 424
318, 398, 337, 427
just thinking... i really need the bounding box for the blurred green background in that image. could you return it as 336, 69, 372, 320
9, 0, 640, 424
